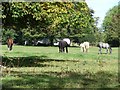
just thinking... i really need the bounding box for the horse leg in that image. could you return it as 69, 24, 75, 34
7, 44, 9, 50
86, 48, 88, 53
85, 46, 87, 52
59, 46, 61, 53
66, 47, 68, 53
109, 47, 112, 54
99, 47, 102, 54
63, 47, 65, 52
59, 41, 62, 53
59, 47, 63, 53
59, 47, 60, 53
83, 47, 85, 52
86, 48, 89, 52
10, 44, 13, 51
106, 48, 108, 54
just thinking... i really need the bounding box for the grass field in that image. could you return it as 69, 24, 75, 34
1, 45, 119, 88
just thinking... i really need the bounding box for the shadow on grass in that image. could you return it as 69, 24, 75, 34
2, 56, 119, 89
2, 71, 118, 89
2, 56, 79, 67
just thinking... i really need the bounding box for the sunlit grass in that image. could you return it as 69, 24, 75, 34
2, 45, 118, 60
1, 45, 119, 88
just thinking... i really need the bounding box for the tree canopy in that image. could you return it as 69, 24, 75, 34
2, 2, 97, 45
102, 4, 119, 47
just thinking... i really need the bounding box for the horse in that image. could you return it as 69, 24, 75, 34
7, 37, 13, 51
97, 42, 112, 54
58, 40, 69, 53
80, 42, 89, 52
63, 38, 71, 46
24, 40, 28, 46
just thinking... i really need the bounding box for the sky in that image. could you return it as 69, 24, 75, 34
85, 0, 119, 27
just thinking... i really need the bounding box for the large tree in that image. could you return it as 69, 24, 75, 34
2, 2, 96, 45
102, 4, 119, 47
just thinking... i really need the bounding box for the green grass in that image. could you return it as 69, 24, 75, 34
1, 45, 119, 88
2, 45, 118, 60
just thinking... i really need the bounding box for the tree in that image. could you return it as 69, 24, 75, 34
2, 2, 96, 45
102, 4, 119, 47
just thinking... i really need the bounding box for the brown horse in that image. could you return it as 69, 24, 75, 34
7, 37, 13, 51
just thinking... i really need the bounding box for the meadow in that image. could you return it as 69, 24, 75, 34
1, 45, 119, 89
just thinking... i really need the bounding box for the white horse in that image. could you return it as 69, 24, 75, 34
80, 42, 89, 52
97, 42, 112, 54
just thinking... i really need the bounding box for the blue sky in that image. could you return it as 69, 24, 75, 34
86, 0, 119, 27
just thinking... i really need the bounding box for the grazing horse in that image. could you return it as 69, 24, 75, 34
80, 42, 89, 52
58, 40, 68, 53
97, 42, 112, 54
7, 37, 13, 51
63, 38, 71, 46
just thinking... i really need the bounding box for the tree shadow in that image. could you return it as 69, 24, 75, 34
1, 56, 119, 89
2, 56, 79, 67
2, 71, 118, 89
